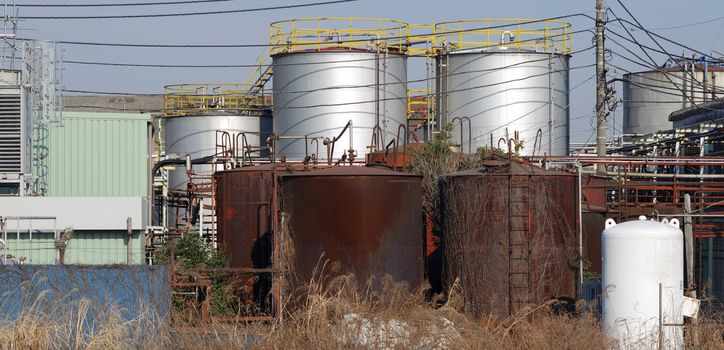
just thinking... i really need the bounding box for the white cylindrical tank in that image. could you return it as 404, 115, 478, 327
602, 216, 684, 349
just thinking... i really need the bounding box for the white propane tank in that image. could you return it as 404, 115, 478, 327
602, 216, 684, 349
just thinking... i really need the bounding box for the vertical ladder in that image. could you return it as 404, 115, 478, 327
508, 174, 531, 314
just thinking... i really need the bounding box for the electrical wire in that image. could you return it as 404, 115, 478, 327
17, 0, 357, 20
606, 14, 723, 63
16, 14, 588, 48
647, 15, 724, 31
61, 31, 595, 96
607, 7, 695, 106
60, 28, 591, 70
18, 0, 237, 7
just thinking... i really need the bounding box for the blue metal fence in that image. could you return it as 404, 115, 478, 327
0, 265, 170, 323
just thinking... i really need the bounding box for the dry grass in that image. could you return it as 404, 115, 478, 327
1, 272, 722, 349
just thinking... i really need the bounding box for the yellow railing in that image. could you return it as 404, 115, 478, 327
269, 18, 409, 55
407, 24, 437, 56
163, 83, 271, 116
244, 46, 272, 89
407, 89, 435, 120
434, 19, 572, 54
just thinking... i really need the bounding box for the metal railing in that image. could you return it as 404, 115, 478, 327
407, 89, 435, 120
163, 83, 271, 116
269, 18, 409, 55
1, 216, 59, 265
434, 19, 572, 54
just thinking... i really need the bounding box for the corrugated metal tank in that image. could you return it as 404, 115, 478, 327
602, 216, 684, 349
438, 50, 570, 155
439, 160, 578, 317
623, 65, 724, 135
162, 113, 272, 190
272, 51, 408, 161
278, 166, 423, 289
47, 112, 149, 196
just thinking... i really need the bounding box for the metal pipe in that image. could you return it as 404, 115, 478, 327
576, 162, 583, 296
28, 219, 32, 264
127, 217, 132, 265
384, 139, 397, 171
396, 124, 407, 162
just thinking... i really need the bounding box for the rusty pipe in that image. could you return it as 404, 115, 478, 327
310, 138, 319, 164
451, 116, 472, 153
323, 120, 354, 161
384, 138, 397, 171
396, 124, 407, 163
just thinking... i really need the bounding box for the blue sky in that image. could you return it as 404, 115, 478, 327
13, 0, 724, 142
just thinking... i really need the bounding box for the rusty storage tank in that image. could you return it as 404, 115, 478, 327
270, 18, 409, 161
439, 160, 578, 317
214, 164, 297, 312
278, 166, 424, 289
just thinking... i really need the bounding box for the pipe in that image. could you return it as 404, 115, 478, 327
127, 217, 132, 265
396, 124, 407, 163
384, 139, 397, 171
576, 162, 583, 297
323, 120, 354, 162
152, 154, 217, 176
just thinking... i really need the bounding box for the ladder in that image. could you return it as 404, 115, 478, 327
508, 174, 531, 314
248, 64, 272, 94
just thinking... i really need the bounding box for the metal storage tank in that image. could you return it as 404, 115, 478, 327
278, 166, 423, 289
439, 160, 578, 317
602, 216, 684, 349
214, 164, 293, 313
623, 63, 724, 135
270, 18, 409, 161
161, 83, 272, 228
163, 114, 271, 190
435, 20, 571, 156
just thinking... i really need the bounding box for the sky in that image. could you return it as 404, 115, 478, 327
10, 0, 724, 142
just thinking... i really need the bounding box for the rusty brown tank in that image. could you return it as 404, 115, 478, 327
439, 160, 578, 318
215, 164, 280, 268
279, 166, 424, 290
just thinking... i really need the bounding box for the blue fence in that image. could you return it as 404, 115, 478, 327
0, 265, 170, 323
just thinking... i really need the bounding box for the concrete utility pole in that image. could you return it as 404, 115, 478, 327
595, 0, 608, 174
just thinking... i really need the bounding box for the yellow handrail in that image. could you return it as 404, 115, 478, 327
434, 19, 572, 54
407, 89, 435, 120
269, 18, 410, 55
163, 83, 271, 116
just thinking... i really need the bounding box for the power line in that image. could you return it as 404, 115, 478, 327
57, 27, 592, 70
17, 14, 589, 48
64, 44, 595, 98
606, 16, 723, 63
607, 7, 697, 107
648, 15, 724, 31
17, 0, 356, 20
17, 0, 236, 7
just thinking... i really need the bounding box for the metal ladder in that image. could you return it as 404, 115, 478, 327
508, 174, 531, 314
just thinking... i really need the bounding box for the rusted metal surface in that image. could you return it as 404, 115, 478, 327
279, 166, 424, 290
215, 164, 279, 268
440, 161, 578, 318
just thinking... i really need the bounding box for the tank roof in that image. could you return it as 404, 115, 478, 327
280, 165, 421, 178
443, 159, 574, 177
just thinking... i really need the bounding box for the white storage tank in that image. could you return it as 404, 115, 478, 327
270, 18, 409, 161
434, 19, 572, 156
602, 216, 684, 349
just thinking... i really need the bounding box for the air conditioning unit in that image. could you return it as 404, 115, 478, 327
0, 70, 30, 196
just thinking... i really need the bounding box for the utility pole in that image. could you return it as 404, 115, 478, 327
595, 0, 608, 174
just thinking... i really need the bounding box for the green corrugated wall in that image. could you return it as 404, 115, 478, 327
46, 112, 149, 197
2, 230, 144, 265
